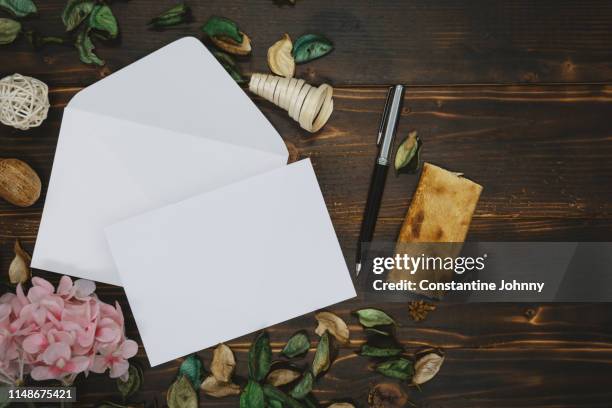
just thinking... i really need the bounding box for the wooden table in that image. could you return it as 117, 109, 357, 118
2, 1, 612, 406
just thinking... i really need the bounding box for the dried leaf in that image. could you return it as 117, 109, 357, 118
200, 375, 240, 398
179, 354, 203, 389
0, 0, 37, 18
293, 34, 333, 64
394, 131, 421, 173
88, 5, 118, 39
25, 30, 65, 49
282, 330, 310, 358
202, 16, 251, 55
315, 311, 349, 344
0, 18, 20, 46
365, 327, 391, 337
148, 3, 191, 29
408, 300, 436, 322
412, 352, 444, 385
9, 239, 30, 285
75, 26, 104, 66
359, 344, 402, 358
268, 33, 295, 77
211, 343, 235, 383
312, 331, 331, 377
213, 51, 245, 84
117, 363, 143, 399
354, 308, 395, 328
248, 331, 272, 381
263, 385, 304, 408
266, 368, 301, 387
240, 380, 264, 408
289, 371, 313, 400
62, 0, 95, 32
167, 375, 198, 408
328, 404, 355, 408
375, 358, 414, 381
368, 383, 408, 408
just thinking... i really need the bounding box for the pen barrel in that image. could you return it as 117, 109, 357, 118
358, 163, 389, 251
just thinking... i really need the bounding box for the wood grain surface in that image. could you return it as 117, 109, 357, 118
1, 0, 612, 407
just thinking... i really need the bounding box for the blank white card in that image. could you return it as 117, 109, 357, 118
105, 159, 356, 366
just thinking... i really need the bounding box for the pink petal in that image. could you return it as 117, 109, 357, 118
90, 356, 108, 374
74, 280, 96, 299
31, 365, 57, 381
56, 276, 73, 296
16, 284, 28, 306
109, 359, 129, 379
27, 286, 52, 303
66, 356, 90, 374
23, 333, 48, 354
119, 340, 138, 359
32, 277, 55, 293
41, 342, 71, 365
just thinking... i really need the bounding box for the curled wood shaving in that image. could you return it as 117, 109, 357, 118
9, 239, 31, 284
315, 311, 349, 344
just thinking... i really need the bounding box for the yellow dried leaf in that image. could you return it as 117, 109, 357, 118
315, 311, 349, 344
211, 33, 252, 56
200, 375, 240, 398
9, 239, 31, 284
413, 352, 444, 385
267, 33, 295, 78
266, 368, 301, 387
211, 343, 236, 383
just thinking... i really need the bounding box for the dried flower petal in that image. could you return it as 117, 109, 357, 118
412, 352, 444, 385
240, 380, 264, 408
211, 344, 235, 383
394, 131, 421, 173
354, 308, 395, 328
148, 3, 191, 29
9, 239, 31, 284
329, 404, 356, 408
266, 368, 301, 387
248, 332, 272, 381
375, 358, 414, 381
116, 363, 143, 399
202, 16, 251, 55
293, 34, 333, 64
0, 0, 37, 18
408, 300, 436, 322
263, 385, 303, 408
312, 331, 332, 377
268, 34, 295, 78
281, 331, 310, 358
201, 375, 240, 398
359, 344, 402, 358
315, 311, 350, 344
0, 18, 20, 45
167, 375, 198, 408
179, 354, 203, 389
289, 371, 313, 400
368, 383, 408, 408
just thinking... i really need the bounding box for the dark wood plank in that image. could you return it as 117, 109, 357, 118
2, 0, 612, 86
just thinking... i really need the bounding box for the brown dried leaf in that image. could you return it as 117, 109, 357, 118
315, 311, 349, 344
200, 375, 240, 398
9, 239, 31, 284
412, 352, 444, 385
266, 368, 301, 387
368, 383, 408, 408
211, 343, 235, 383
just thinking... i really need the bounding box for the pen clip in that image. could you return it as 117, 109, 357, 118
376, 87, 394, 146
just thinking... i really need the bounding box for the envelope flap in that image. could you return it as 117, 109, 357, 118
67, 37, 287, 158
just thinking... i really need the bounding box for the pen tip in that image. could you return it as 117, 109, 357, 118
355, 263, 361, 276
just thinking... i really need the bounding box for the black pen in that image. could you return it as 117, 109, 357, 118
355, 85, 405, 276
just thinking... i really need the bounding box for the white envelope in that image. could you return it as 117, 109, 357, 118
32, 37, 288, 285
105, 159, 356, 366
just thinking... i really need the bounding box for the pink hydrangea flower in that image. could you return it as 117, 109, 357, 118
0, 276, 138, 385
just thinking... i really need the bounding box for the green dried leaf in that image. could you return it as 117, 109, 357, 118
354, 308, 395, 328
394, 130, 421, 173
62, 0, 95, 32
88, 4, 118, 39
375, 358, 414, 381
0, 18, 20, 45
248, 331, 272, 381
25, 30, 65, 49
202, 16, 243, 44
290, 371, 314, 400
179, 354, 204, 389
75, 26, 104, 66
0, 0, 37, 18
282, 330, 310, 358
312, 332, 331, 377
240, 381, 265, 408
167, 375, 198, 408
359, 344, 403, 358
148, 3, 191, 29
303, 395, 319, 408
365, 327, 391, 337
263, 385, 304, 408
293, 34, 333, 64
213, 51, 245, 84
117, 363, 143, 399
